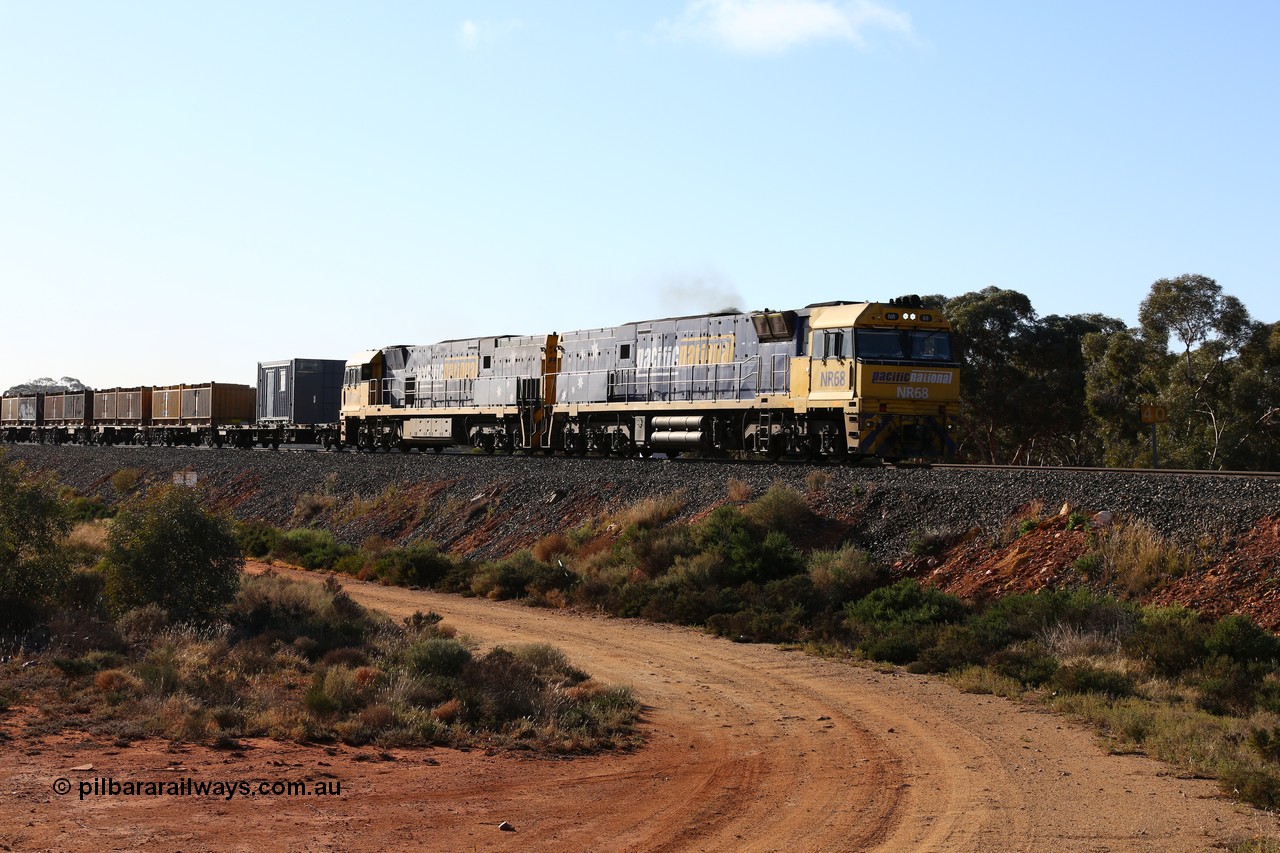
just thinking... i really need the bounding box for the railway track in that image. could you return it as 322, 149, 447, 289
8, 439, 1280, 479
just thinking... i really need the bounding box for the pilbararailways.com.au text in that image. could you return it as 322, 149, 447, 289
53, 776, 343, 801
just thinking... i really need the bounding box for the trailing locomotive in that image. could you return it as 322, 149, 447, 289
340, 298, 958, 460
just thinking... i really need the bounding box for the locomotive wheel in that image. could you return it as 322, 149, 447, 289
433, 446, 443, 455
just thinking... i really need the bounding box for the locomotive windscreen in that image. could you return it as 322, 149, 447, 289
855, 329, 953, 362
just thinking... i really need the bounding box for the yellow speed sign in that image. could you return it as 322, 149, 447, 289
1140, 403, 1168, 424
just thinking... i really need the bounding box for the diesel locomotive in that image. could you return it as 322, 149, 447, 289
340, 298, 958, 460
2, 298, 959, 461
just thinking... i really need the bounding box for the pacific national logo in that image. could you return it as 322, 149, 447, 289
871, 370, 953, 385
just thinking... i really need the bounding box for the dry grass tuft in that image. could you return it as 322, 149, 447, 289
1098, 521, 1193, 597
533, 532, 572, 562
804, 470, 833, 492
612, 491, 687, 531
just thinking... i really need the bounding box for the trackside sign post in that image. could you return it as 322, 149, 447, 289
1140, 403, 1168, 468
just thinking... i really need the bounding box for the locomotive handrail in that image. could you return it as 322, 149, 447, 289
551, 357, 770, 404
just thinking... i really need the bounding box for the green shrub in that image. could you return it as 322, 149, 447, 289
469, 550, 561, 600
462, 647, 541, 726
970, 589, 1134, 649
1072, 552, 1101, 576
273, 528, 353, 570
320, 665, 369, 712
707, 602, 808, 643
61, 491, 114, 521
1123, 606, 1209, 677
304, 677, 341, 717
743, 484, 812, 536
844, 579, 965, 634
1195, 656, 1261, 716
510, 643, 586, 683
227, 573, 377, 655
0, 456, 73, 632
1219, 767, 1280, 810
54, 651, 123, 677
863, 625, 933, 664
989, 645, 1059, 686
615, 524, 696, 578
807, 546, 885, 606
235, 520, 281, 558
372, 542, 456, 587
692, 506, 803, 585
1248, 727, 1280, 763
61, 568, 106, 610
407, 638, 472, 677
1049, 663, 1134, 699
1205, 615, 1280, 666
101, 486, 242, 622
914, 624, 991, 673
117, 604, 170, 644
109, 468, 140, 496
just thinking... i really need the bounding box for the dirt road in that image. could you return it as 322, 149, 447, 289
7, 567, 1280, 852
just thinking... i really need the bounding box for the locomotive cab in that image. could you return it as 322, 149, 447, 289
796, 298, 959, 459
340, 349, 386, 445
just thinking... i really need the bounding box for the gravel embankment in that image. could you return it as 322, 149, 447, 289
5, 445, 1278, 562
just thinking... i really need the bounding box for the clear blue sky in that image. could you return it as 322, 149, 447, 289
2, 1, 1276, 390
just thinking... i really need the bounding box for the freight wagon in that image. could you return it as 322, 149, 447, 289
90, 387, 152, 445
232, 358, 346, 448
0, 393, 43, 443
145, 382, 256, 446
36, 390, 93, 444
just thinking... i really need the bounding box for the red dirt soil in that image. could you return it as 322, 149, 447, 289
898, 509, 1280, 631
4, 563, 1279, 852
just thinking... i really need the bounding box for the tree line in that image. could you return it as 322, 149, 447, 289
932, 273, 1279, 469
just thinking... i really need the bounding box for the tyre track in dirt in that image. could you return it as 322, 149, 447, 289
296, 567, 1280, 852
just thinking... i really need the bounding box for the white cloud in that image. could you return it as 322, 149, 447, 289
456, 18, 523, 51
457, 19, 481, 51
664, 0, 912, 55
